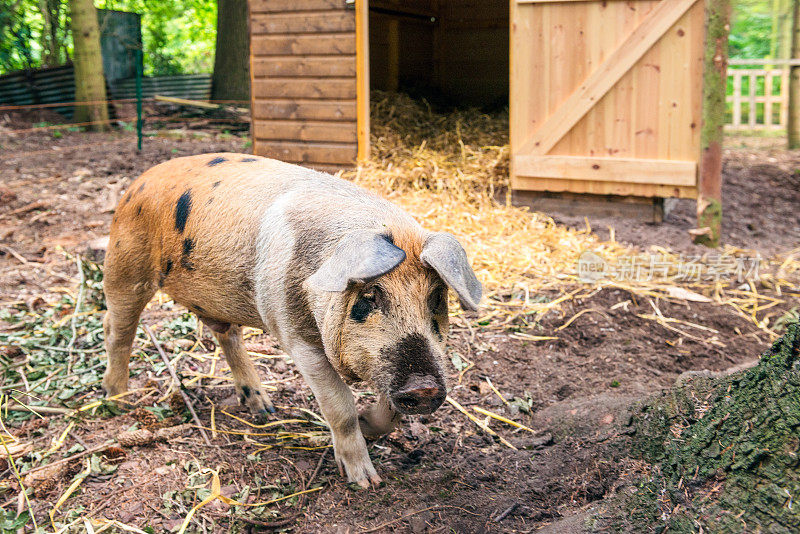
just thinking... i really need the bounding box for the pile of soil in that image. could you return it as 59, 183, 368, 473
0, 109, 69, 131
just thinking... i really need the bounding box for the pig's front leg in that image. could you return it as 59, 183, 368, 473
290, 343, 382, 488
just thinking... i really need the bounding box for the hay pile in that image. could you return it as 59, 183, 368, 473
344, 92, 800, 336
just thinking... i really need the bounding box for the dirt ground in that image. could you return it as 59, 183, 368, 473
1, 121, 799, 533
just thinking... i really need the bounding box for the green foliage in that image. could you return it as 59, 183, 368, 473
0, 0, 216, 76
0, 0, 39, 72
101, 0, 216, 75
0, 257, 109, 420
0, 510, 31, 534
730, 0, 778, 59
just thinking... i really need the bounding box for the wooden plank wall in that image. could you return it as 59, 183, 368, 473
369, 10, 435, 92
249, 0, 358, 168
510, 0, 704, 199
436, 0, 508, 107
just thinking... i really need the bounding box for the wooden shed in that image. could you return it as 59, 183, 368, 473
248, 0, 713, 215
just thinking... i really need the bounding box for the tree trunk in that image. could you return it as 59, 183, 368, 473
39, 0, 56, 65
211, 0, 250, 102
39, 0, 67, 66
789, 0, 800, 148
69, 0, 108, 130
695, 0, 731, 248
626, 322, 800, 531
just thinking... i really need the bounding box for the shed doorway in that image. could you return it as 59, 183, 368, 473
364, 0, 509, 129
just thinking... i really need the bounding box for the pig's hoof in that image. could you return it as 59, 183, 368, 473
236, 384, 275, 418
101, 376, 127, 399
336, 455, 382, 489
351, 473, 383, 489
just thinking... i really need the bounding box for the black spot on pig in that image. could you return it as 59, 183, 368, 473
207, 157, 227, 166
136, 205, 142, 217
181, 238, 195, 270
242, 385, 251, 398
207, 197, 214, 205
175, 191, 192, 233
137, 183, 145, 194
212, 181, 221, 188
115, 239, 120, 247
241, 157, 258, 162
195, 304, 205, 313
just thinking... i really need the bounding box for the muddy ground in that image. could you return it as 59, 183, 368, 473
1, 122, 799, 533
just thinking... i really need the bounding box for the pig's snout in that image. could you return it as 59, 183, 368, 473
391, 374, 446, 414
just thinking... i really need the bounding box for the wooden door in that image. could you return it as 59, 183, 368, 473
249, 0, 368, 170
510, 0, 705, 198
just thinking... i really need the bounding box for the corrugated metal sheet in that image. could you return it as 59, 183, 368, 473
109, 74, 212, 101
0, 67, 212, 120
0, 65, 76, 117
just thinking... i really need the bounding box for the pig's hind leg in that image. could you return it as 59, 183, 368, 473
102, 274, 156, 398
213, 324, 275, 416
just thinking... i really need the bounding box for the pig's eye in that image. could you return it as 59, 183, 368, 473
350, 293, 377, 322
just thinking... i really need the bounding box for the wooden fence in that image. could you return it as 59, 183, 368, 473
727, 59, 800, 131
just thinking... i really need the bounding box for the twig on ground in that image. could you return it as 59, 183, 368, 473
361, 505, 479, 532
2, 403, 72, 415
484, 377, 509, 406
17, 440, 114, 478
308, 448, 329, 489
16, 491, 24, 534
4, 200, 48, 216
69, 430, 90, 450
492, 502, 519, 522
66, 254, 86, 373
0, 245, 29, 265
144, 325, 211, 446
445, 396, 517, 450
472, 406, 536, 434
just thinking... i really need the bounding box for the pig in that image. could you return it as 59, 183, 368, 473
102, 153, 481, 487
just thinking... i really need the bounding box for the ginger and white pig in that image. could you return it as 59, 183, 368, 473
102, 153, 481, 487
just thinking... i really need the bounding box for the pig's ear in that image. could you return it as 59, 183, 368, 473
307, 231, 407, 292
421, 233, 482, 311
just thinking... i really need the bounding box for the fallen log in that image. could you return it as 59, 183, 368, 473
153, 95, 248, 114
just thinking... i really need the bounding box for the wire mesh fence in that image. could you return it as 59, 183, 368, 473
0, 95, 252, 161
